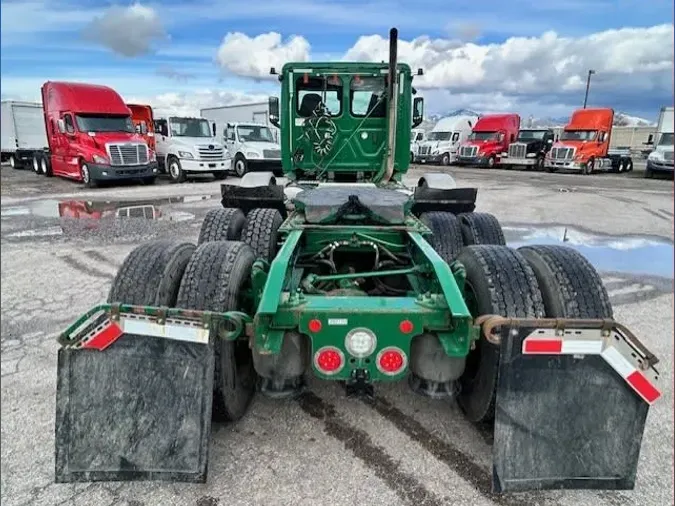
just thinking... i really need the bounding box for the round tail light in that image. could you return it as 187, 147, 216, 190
376, 347, 407, 376
314, 346, 344, 375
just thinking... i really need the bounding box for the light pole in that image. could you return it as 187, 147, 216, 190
583, 69, 595, 109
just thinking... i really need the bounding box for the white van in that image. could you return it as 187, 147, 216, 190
416, 113, 479, 165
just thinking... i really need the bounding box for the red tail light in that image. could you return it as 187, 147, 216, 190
377, 347, 407, 376
314, 346, 344, 375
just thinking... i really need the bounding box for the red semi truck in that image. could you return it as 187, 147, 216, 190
127, 103, 156, 152
456, 113, 520, 168
32, 82, 159, 187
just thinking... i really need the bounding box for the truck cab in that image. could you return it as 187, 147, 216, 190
645, 106, 674, 178
457, 113, 520, 168
153, 116, 230, 183
545, 108, 633, 175
502, 128, 555, 170
410, 128, 425, 162
37, 81, 158, 187
224, 122, 282, 177
127, 103, 156, 151
416, 114, 479, 166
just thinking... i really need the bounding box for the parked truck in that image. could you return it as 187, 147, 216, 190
201, 103, 282, 177
500, 128, 555, 171
153, 116, 231, 183
32, 82, 159, 186
544, 108, 633, 175
1, 100, 48, 170
416, 113, 479, 165
644, 106, 674, 178
55, 28, 660, 496
127, 103, 156, 151
410, 127, 426, 162
456, 113, 520, 168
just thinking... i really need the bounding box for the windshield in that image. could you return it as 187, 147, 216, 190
74, 114, 133, 133
170, 117, 211, 137
468, 131, 497, 141
427, 131, 451, 141
237, 125, 274, 142
561, 130, 597, 141
517, 130, 546, 141
658, 133, 674, 146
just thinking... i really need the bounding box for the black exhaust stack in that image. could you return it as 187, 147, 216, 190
383, 27, 399, 182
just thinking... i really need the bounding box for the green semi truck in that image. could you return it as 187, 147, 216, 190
54, 28, 660, 494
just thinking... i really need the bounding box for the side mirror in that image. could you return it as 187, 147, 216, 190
412, 97, 424, 128
269, 96, 280, 127
645, 134, 654, 145
57, 119, 66, 134
139, 122, 148, 135
212, 122, 216, 137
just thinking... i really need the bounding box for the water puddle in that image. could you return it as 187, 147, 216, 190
505, 225, 674, 279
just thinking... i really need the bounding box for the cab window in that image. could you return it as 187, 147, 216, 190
350, 76, 387, 118
451, 132, 460, 142
296, 75, 342, 117
63, 114, 75, 134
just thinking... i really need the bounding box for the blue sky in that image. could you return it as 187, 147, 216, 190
1, 0, 673, 120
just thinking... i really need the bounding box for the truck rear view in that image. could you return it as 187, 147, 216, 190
36, 82, 159, 187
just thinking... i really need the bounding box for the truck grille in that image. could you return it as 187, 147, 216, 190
108, 143, 148, 166
263, 149, 281, 159
197, 145, 225, 160
551, 147, 575, 160
508, 143, 526, 159
419, 146, 431, 155
664, 151, 674, 161
459, 146, 477, 157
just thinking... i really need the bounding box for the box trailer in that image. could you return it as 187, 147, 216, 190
1, 100, 49, 170
201, 102, 275, 138
645, 106, 674, 178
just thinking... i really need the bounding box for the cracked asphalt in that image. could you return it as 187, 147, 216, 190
1, 164, 673, 506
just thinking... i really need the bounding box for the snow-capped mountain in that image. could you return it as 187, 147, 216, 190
427, 109, 482, 122
613, 112, 656, 127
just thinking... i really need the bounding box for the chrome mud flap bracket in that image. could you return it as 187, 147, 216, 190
484, 316, 661, 493
55, 306, 215, 483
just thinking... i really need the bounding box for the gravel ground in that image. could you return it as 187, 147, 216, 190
1, 164, 673, 506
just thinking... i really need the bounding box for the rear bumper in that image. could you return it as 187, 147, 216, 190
180, 158, 231, 173
647, 160, 674, 173
89, 162, 158, 180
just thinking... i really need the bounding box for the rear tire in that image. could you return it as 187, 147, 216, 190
32, 155, 41, 175
241, 208, 283, 262
176, 241, 257, 422
457, 212, 506, 246
41, 155, 52, 177
419, 212, 464, 263
518, 245, 613, 319
108, 240, 196, 305
9, 155, 18, 170
198, 208, 247, 245
457, 245, 545, 423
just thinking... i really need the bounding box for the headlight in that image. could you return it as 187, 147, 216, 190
648, 152, 661, 161
178, 151, 193, 159
344, 327, 377, 358
246, 151, 260, 158
92, 155, 108, 164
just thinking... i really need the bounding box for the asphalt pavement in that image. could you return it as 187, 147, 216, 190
1, 163, 673, 506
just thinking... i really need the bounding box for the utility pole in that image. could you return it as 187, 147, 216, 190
583, 69, 595, 109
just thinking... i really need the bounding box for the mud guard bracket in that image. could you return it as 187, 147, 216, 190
55, 309, 215, 483
489, 317, 660, 493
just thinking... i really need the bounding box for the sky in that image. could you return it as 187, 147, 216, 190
1, 0, 673, 121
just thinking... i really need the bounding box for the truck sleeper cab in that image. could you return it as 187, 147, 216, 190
127, 103, 156, 152
154, 116, 231, 183
416, 114, 478, 166
35, 81, 158, 187
456, 114, 520, 168
501, 129, 555, 171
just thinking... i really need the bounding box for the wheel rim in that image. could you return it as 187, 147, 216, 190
169, 161, 180, 179
235, 160, 245, 176
33, 158, 39, 173
9, 156, 15, 168
81, 164, 89, 183
41, 159, 47, 174
488, 157, 494, 168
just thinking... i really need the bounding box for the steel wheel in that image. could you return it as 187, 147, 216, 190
32, 157, 40, 174
9, 155, 16, 169
40, 157, 49, 176
234, 156, 247, 177
81, 163, 90, 184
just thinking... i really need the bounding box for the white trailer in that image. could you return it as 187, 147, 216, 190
201, 102, 275, 139
645, 106, 674, 178
1, 100, 48, 170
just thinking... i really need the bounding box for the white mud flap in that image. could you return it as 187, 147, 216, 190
489, 318, 661, 493
55, 307, 215, 483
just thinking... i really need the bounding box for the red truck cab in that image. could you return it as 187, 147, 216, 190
127, 103, 156, 151
545, 108, 633, 174
456, 113, 520, 168
37, 81, 158, 187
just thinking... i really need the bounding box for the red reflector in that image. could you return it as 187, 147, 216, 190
523, 339, 562, 354
626, 370, 661, 404
303, 73, 309, 84
316, 348, 343, 373
399, 320, 414, 334
83, 321, 123, 351
308, 319, 322, 333
378, 348, 405, 374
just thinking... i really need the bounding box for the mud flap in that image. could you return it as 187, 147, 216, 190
55, 308, 215, 483
490, 319, 661, 493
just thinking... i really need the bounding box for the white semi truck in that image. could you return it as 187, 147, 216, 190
1, 100, 48, 170
152, 116, 230, 183
200, 102, 282, 177
645, 106, 674, 178
410, 128, 426, 162
415, 113, 479, 165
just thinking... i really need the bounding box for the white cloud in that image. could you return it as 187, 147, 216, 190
124, 90, 269, 117
216, 32, 310, 79
81, 3, 167, 57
